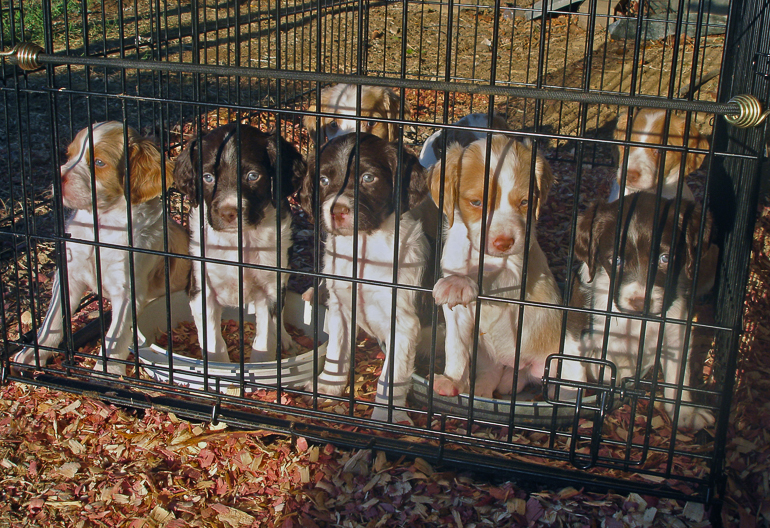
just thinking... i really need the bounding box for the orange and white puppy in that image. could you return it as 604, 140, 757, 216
419, 112, 509, 168
428, 134, 563, 398
303, 84, 410, 144
611, 109, 709, 201
13, 122, 190, 376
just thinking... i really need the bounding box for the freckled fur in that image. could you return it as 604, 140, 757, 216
300, 133, 433, 424
173, 124, 306, 363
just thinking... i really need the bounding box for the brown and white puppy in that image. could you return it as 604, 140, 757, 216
300, 133, 432, 424
13, 121, 189, 376
303, 84, 410, 144
428, 134, 563, 398
419, 112, 509, 168
174, 124, 305, 363
564, 193, 717, 430
611, 108, 709, 201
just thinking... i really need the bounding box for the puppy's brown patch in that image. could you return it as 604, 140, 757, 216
304, 84, 410, 143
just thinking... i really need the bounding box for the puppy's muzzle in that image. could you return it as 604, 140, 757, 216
210, 195, 246, 231
331, 202, 352, 230
490, 235, 514, 253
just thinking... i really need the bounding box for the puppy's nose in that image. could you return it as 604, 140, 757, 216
218, 205, 238, 224
332, 204, 350, 216
626, 169, 641, 184
491, 236, 514, 253
627, 295, 646, 313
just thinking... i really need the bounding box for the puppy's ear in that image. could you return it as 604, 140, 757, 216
267, 133, 306, 206
392, 145, 428, 211
614, 110, 631, 140
681, 202, 714, 280
172, 139, 199, 208
533, 150, 554, 218
683, 121, 709, 175
383, 89, 410, 142
127, 134, 168, 204
299, 152, 316, 223
303, 104, 320, 144
428, 142, 464, 227
575, 201, 604, 282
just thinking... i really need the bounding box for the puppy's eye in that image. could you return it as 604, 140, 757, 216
94, 159, 106, 168
202, 173, 215, 184
319, 176, 330, 186
659, 253, 669, 268
361, 173, 376, 184
246, 171, 260, 182
367, 120, 377, 128
611, 256, 623, 268
469, 199, 482, 208
328, 121, 338, 131
520, 198, 529, 208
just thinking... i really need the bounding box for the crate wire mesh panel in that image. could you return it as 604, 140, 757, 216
1, 0, 767, 511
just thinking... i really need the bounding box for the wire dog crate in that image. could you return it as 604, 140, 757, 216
1, 0, 768, 518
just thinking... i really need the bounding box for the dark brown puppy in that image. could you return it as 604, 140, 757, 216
300, 133, 434, 424
565, 192, 718, 430
173, 124, 306, 363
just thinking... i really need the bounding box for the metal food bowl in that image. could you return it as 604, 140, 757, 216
135, 292, 327, 393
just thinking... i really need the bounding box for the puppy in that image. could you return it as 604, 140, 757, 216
429, 134, 563, 398
173, 124, 306, 363
611, 108, 709, 201
565, 193, 717, 430
419, 112, 509, 168
13, 122, 190, 376
300, 133, 431, 424
303, 84, 410, 144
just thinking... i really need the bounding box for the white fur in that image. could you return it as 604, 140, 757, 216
315, 84, 378, 140
611, 110, 705, 202
188, 203, 293, 363
13, 123, 185, 376
312, 211, 428, 424
433, 215, 562, 398
14, 200, 173, 375
564, 255, 715, 430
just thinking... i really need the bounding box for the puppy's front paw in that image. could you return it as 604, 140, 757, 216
371, 406, 413, 425
93, 359, 127, 377
676, 407, 715, 431
11, 347, 53, 376
12, 347, 52, 368
433, 275, 478, 309
433, 374, 466, 397
305, 371, 348, 397
207, 350, 232, 364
